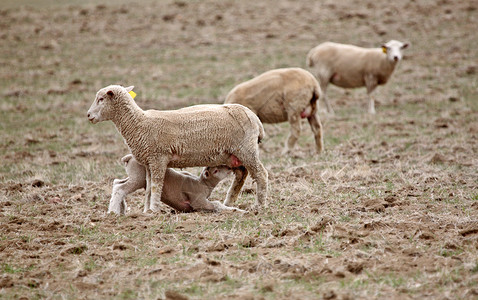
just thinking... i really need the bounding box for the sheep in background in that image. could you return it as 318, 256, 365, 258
306, 40, 409, 114
225, 68, 324, 154
87, 85, 268, 213
108, 154, 246, 215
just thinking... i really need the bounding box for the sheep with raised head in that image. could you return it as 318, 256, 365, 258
306, 40, 409, 114
87, 85, 268, 212
224, 68, 324, 154
108, 154, 246, 215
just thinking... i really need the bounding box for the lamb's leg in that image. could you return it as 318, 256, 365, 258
364, 74, 378, 114
224, 166, 248, 207
210, 201, 248, 213
108, 184, 125, 215
283, 113, 301, 155
307, 111, 324, 154
148, 159, 169, 212
113, 178, 128, 185
109, 178, 142, 215
189, 191, 247, 213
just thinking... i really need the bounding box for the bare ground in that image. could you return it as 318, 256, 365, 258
0, 0, 477, 299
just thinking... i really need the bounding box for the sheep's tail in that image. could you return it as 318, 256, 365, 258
246, 109, 265, 144
306, 52, 314, 67
257, 120, 265, 144
311, 80, 323, 109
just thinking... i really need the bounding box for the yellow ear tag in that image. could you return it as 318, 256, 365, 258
382, 47, 387, 54
128, 91, 137, 99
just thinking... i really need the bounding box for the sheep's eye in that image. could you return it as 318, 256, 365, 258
98, 97, 104, 102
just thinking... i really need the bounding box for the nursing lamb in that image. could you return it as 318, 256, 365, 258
108, 154, 246, 215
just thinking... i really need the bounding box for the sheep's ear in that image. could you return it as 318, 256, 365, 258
401, 43, 409, 49
125, 86, 134, 92
107, 90, 114, 97
381, 45, 387, 54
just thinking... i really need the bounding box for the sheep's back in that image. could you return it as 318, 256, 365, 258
142, 105, 261, 168
226, 68, 316, 123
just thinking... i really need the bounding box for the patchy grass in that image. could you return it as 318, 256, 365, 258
1, 0, 477, 299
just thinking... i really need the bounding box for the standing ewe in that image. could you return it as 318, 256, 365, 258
108, 154, 246, 215
87, 85, 268, 212
306, 40, 409, 114
224, 68, 324, 154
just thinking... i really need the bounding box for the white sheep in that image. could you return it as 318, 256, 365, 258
306, 40, 409, 114
87, 85, 268, 212
224, 68, 324, 154
108, 154, 246, 215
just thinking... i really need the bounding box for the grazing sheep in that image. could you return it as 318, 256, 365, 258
108, 154, 246, 215
306, 40, 409, 114
87, 85, 268, 212
224, 68, 324, 154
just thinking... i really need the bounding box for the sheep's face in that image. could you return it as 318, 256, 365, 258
203, 166, 232, 181
382, 40, 409, 63
87, 85, 134, 124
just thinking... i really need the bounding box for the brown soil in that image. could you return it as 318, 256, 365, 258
0, 0, 477, 299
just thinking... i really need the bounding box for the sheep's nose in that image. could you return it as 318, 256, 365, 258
394, 56, 398, 62
87, 112, 91, 118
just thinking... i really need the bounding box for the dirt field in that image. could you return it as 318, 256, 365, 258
1, 0, 477, 299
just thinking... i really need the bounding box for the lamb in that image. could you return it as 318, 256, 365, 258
306, 40, 409, 114
87, 85, 268, 212
108, 154, 247, 215
224, 68, 324, 154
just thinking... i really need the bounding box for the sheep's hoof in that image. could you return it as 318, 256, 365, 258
281, 148, 292, 156
149, 205, 161, 212
107, 210, 121, 216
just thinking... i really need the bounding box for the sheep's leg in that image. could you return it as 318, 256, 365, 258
251, 162, 268, 207
319, 80, 334, 114
364, 74, 378, 114
148, 159, 169, 212
307, 111, 324, 154
224, 166, 248, 206
283, 113, 301, 155
243, 157, 268, 207
144, 168, 151, 213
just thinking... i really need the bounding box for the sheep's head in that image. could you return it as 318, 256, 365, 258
381, 40, 409, 63
87, 85, 134, 124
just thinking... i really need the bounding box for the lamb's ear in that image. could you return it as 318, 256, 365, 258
107, 90, 114, 97
125, 86, 134, 92
401, 43, 409, 49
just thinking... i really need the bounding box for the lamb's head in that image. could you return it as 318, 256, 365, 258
202, 166, 232, 182
381, 40, 409, 63
87, 85, 134, 124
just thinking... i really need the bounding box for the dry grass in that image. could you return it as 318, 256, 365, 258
1, 0, 477, 299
